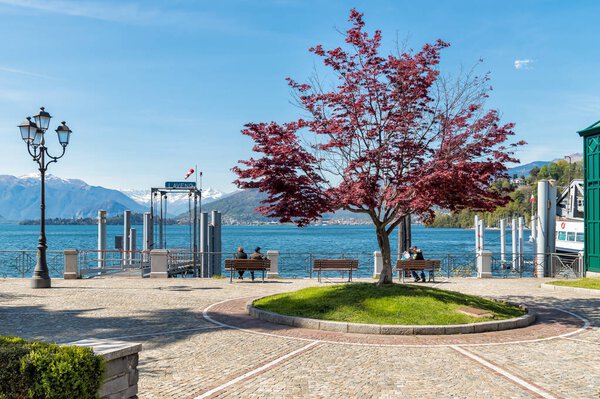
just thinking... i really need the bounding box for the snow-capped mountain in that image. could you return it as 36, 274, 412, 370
0, 174, 146, 220
119, 187, 225, 216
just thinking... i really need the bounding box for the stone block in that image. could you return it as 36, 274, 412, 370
128, 369, 139, 386
413, 325, 445, 335
273, 314, 295, 326
100, 374, 128, 398
444, 324, 475, 335
472, 321, 499, 333
128, 353, 139, 369
380, 325, 413, 335
318, 321, 348, 333
105, 357, 128, 378
293, 317, 320, 330
347, 323, 381, 334
496, 319, 517, 331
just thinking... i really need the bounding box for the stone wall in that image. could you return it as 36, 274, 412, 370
71, 339, 142, 399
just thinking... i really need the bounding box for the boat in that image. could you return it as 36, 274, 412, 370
555, 179, 584, 253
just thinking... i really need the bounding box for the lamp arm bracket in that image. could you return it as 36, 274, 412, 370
44, 146, 66, 168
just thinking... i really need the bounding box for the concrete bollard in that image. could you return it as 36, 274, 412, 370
63, 249, 78, 279
373, 251, 383, 278
150, 249, 169, 278
477, 250, 492, 278
266, 250, 279, 278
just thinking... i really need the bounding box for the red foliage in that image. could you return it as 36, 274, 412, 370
234, 9, 523, 231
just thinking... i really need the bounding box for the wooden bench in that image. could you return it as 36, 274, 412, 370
225, 259, 270, 283
395, 260, 441, 283
312, 259, 359, 282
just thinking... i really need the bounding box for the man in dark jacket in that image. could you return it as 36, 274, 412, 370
248, 247, 264, 281
234, 246, 248, 279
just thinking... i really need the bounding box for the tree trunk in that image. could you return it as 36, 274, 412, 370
376, 225, 394, 285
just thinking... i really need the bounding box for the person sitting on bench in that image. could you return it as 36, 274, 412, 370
248, 247, 265, 281
234, 246, 249, 280
410, 246, 427, 282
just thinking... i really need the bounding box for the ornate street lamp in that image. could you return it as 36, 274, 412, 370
18, 107, 72, 288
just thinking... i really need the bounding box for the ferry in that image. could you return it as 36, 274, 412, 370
555, 180, 584, 253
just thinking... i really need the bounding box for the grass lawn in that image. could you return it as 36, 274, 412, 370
548, 278, 600, 290
253, 283, 525, 325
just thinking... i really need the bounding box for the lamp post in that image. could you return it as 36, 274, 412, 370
18, 107, 72, 288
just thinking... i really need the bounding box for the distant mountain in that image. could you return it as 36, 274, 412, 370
0, 174, 146, 221
507, 161, 550, 178
120, 187, 224, 216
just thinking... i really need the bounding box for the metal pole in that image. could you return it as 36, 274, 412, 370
478, 219, 485, 251
200, 212, 209, 277
31, 149, 50, 289
518, 217, 524, 272
129, 228, 137, 267
98, 210, 106, 270
500, 219, 506, 263
159, 193, 164, 249
511, 217, 517, 269
123, 210, 131, 265
474, 215, 480, 252
212, 211, 222, 276
536, 181, 549, 277
193, 191, 198, 277
143, 212, 152, 259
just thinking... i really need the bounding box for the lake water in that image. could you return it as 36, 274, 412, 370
0, 224, 534, 278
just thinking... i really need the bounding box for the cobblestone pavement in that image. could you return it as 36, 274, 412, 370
0, 277, 598, 398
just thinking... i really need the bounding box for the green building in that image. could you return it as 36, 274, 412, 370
578, 120, 600, 273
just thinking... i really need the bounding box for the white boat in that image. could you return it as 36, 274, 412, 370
555, 180, 584, 253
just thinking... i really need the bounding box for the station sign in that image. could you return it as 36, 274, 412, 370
165, 181, 196, 188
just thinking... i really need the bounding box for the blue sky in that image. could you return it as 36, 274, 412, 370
0, 0, 598, 192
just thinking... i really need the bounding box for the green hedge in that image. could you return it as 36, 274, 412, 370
0, 336, 105, 399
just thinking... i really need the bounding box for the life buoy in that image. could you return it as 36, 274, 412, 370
560, 222, 566, 229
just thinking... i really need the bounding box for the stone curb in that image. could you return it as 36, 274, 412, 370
541, 282, 600, 295
246, 301, 535, 336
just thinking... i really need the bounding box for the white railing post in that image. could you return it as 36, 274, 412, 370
266, 250, 279, 278
63, 249, 78, 279
373, 251, 383, 278
150, 249, 168, 278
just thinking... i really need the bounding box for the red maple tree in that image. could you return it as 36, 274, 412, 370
233, 9, 524, 284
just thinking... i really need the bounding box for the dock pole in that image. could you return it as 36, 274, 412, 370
123, 210, 131, 266
98, 210, 106, 270
500, 219, 506, 263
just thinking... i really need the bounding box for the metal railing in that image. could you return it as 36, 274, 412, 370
0, 250, 64, 278
78, 250, 150, 278
0, 248, 586, 280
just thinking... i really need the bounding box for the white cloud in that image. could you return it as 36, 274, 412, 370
0, 65, 56, 80
0, 0, 244, 32
514, 59, 534, 70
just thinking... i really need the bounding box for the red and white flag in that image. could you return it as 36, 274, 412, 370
184, 168, 194, 180
530, 194, 535, 203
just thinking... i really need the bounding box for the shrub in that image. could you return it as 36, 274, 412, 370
0, 336, 105, 399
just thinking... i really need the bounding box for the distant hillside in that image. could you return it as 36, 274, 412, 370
507, 161, 550, 178
201, 189, 273, 223
197, 189, 371, 224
